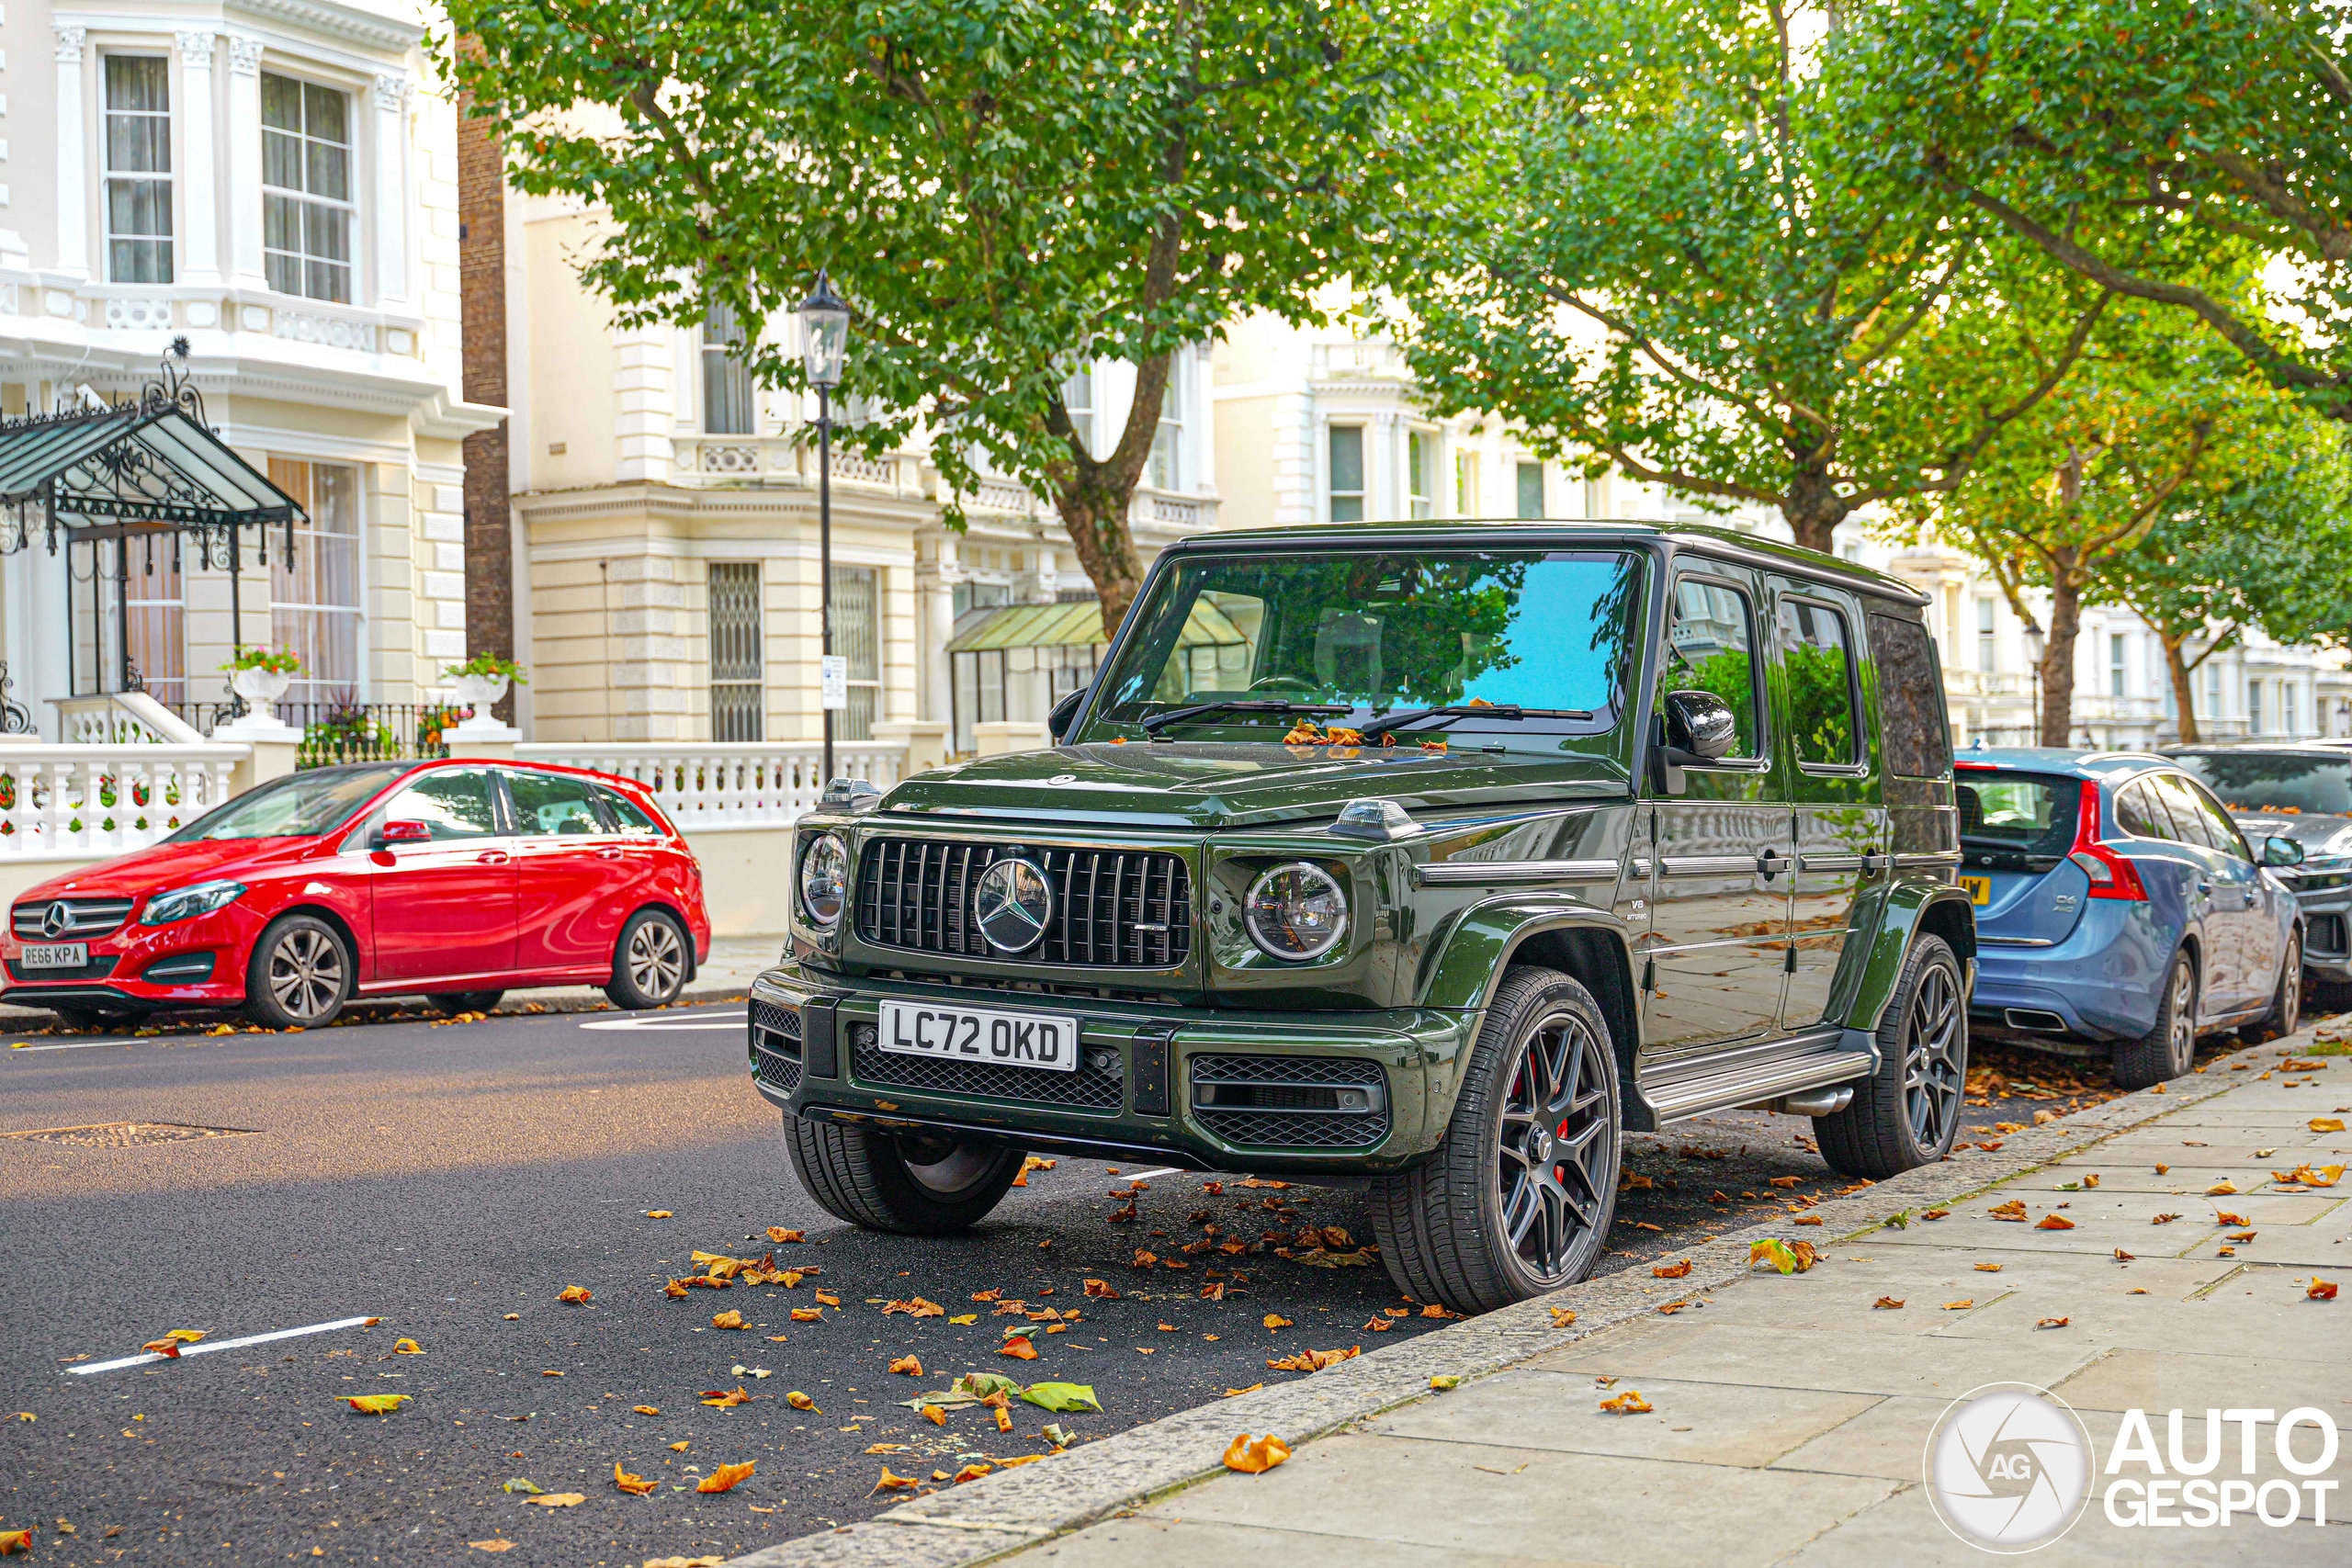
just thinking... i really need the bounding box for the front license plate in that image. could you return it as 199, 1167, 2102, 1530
876, 998, 1080, 1074
19, 942, 88, 968
1959, 874, 1991, 906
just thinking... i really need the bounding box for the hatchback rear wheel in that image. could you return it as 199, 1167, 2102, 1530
244, 914, 351, 1030
2114, 949, 2197, 1089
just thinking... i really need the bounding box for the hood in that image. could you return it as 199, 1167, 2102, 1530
881, 741, 1632, 830
2231, 811, 2352, 859
11, 836, 326, 907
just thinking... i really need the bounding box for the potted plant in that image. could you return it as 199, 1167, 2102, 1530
221, 647, 300, 710
443, 652, 528, 720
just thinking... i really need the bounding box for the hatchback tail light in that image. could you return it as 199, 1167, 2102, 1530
2068, 780, 2147, 901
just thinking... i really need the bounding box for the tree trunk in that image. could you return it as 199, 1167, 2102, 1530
1781, 467, 1851, 558
1047, 348, 1173, 637
2163, 636, 2201, 744
2039, 560, 2083, 747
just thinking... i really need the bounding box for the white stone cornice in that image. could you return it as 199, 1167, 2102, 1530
224, 0, 426, 53
178, 30, 218, 67
55, 24, 87, 63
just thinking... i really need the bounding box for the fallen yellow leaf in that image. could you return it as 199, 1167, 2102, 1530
922, 1404, 945, 1425
1261, 1314, 1293, 1330
646, 1211, 673, 1219
559, 1286, 592, 1303
614, 1461, 657, 1497
712, 1311, 745, 1330
700, 1387, 750, 1408
1942, 1300, 1973, 1311
1550, 1308, 1577, 1327
1599, 1391, 1653, 1414
785, 1391, 817, 1411
2311, 1119, 2346, 1134
872, 1468, 919, 1494
1975, 1263, 2004, 1272
1873, 1297, 1905, 1310
671, 1440, 690, 1452
632, 1405, 660, 1416
524, 1493, 586, 1508
393, 1338, 424, 1356
1223, 1433, 1291, 1472
697, 1461, 756, 1494
468, 1541, 514, 1553
790, 1307, 822, 1322
0, 1531, 29, 1555
768, 1227, 804, 1244
1266, 1347, 1359, 1372
2036, 1316, 2071, 1329
345, 1394, 410, 1415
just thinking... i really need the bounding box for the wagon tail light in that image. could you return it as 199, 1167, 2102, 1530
2068, 781, 2147, 901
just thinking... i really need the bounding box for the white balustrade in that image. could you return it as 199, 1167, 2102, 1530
53, 692, 207, 746
514, 741, 907, 829
0, 743, 245, 861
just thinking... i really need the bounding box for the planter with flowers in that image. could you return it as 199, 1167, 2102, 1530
221, 647, 301, 713
444, 654, 528, 733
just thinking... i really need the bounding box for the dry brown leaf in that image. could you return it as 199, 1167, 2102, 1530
789, 1308, 822, 1322
1653, 1259, 1692, 1279
2154, 1164, 2169, 1175
1767, 1175, 1801, 1189
613, 1462, 658, 1498
768, 1227, 803, 1244
1942, 1300, 1973, 1311
814, 1291, 841, 1307
1599, 1391, 1654, 1414
2036, 1317, 2071, 1330
2206, 1181, 2240, 1196
1223, 1433, 1291, 1472
1988, 1200, 2028, 1222
1921, 1209, 1951, 1221
2153, 1213, 2182, 1224
524, 1493, 586, 1508
1265, 1346, 1359, 1372
558, 1286, 592, 1303
468, 1540, 514, 1552
921, 1404, 946, 1426
881, 1298, 944, 1318
888, 1355, 922, 1376
646, 1211, 673, 1219
2311, 1278, 2340, 1301
872, 1467, 919, 1494
1262, 1313, 1293, 1330
2218, 1211, 2250, 1225
1974, 1263, 2004, 1272
1421, 1303, 1462, 1319
784, 1391, 816, 1411
663, 1280, 690, 1300
1872, 1297, 1905, 1310
2036, 1214, 2075, 1230
1222, 1383, 1263, 1398
632, 1405, 660, 1416
1082, 1279, 1120, 1299
699, 1387, 750, 1408
711, 1310, 745, 1330
696, 1461, 756, 1495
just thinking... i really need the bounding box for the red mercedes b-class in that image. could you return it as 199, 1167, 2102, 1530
3, 759, 711, 1030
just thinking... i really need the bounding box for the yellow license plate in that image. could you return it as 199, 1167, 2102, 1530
1959, 874, 1991, 906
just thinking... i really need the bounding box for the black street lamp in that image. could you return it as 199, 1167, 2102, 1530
799, 272, 851, 783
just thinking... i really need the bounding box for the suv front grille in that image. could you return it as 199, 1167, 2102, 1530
13, 897, 137, 941
1190, 1055, 1390, 1150
856, 840, 1191, 969
751, 998, 803, 1094
849, 1021, 1124, 1111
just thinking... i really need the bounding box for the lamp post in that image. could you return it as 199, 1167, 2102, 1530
2022, 625, 2045, 747
799, 272, 851, 784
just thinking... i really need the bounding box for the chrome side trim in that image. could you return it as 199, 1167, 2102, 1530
1661, 855, 1757, 877
1894, 852, 1962, 869
1799, 853, 1865, 873
1642, 1043, 1877, 1122
1978, 935, 2057, 947
1414, 858, 1621, 886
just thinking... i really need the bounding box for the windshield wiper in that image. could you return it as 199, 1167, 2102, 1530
1354, 704, 1592, 739
1138, 699, 1352, 739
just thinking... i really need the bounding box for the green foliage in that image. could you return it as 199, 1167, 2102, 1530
1394, 0, 2107, 552
444, 652, 528, 685
1846, 0, 2352, 420
220, 646, 300, 675
444, 0, 1499, 620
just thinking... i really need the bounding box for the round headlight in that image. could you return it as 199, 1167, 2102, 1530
1243, 862, 1349, 961
799, 832, 848, 928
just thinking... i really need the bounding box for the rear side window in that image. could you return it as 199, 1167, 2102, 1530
2178, 775, 2254, 861
1867, 613, 1950, 778
596, 785, 662, 834
2150, 773, 2224, 852
2115, 778, 2178, 840
1777, 597, 1858, 766
507, 771, 611, 837
1956, 770, 2077, 858
1661, 576, 1762, 759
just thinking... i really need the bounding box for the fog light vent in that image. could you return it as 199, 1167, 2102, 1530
1189, 1055, 1389, 1150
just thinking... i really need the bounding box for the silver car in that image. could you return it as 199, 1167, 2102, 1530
2167, 744, 2352, 1010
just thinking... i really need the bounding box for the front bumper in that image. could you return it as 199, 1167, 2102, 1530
2279, 874, 2352, 984
1, 906, 256, 1015
745, 964, 1478, 1179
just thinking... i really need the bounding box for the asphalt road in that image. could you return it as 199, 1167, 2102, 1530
0, 999, 2192, 1567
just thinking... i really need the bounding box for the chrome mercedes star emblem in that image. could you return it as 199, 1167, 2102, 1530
41, 900, 70, 939
973, 858, 1053, 953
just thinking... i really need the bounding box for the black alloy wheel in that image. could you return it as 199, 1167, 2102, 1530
1817, 934, 1966, 1180
1903, 957, 1965, 1153
1497, 1009, 1618, 1284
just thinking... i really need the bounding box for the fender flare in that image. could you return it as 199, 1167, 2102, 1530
1837, 880, 1976, 1036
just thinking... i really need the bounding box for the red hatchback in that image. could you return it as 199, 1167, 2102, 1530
2, 760, 711, 1031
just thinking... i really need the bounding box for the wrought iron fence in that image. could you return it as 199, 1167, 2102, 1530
166, 699, 469, 769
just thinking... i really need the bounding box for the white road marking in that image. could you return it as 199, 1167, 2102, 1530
67, 1314, 379, 1376
1118, 1167, 1182, 1183
7, 1037, 141, 1053
578, 1010, 748, 1032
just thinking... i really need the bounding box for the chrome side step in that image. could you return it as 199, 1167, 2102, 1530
1638, 1029, 1876, 1124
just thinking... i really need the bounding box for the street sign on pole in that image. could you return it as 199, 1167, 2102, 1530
820, 654, 849, 711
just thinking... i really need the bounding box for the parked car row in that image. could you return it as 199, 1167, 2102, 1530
3, 760, 712, 1030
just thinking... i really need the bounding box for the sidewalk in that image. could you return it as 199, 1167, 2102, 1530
739, 1027, 2351, 1568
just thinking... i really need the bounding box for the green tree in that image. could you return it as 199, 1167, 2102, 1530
444, 0, 1496, 630
1849, 0, 2352, 421
2097, 432, 2352, 741
1895, 303, 2291, 744
1395, 0, 2111, 555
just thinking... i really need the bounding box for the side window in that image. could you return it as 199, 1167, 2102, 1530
1776, 596, 1858, 767
2114, 779, 2177, 841
385, 769, 499, 840
2151, 773, 2220, 851
2180, 777, 2254, 862
1661, 576, 1761, 759
506, 771, 612, 837
594, 785, 662, 835
1866, 612, 1951, 779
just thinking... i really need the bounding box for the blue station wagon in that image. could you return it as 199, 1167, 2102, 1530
1957, 749, 2304, 1087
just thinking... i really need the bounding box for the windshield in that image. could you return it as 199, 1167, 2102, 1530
1084, 549, 1643, 749
166, 763, 410, 841
1955, 770, 2077, 858
2170, 751, 2352, 816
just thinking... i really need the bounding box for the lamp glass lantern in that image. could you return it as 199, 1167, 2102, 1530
799, 274, 850, 391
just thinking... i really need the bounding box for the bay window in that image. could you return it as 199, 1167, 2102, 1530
105, 56, 174, 284
263, 73, 355, 302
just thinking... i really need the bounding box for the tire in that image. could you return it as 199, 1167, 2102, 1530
2243, 931, 2301, 1043
1369, 965, 1621, 1314
2114, 948, 2197, 1090
243, 914, 352, 1030
427, 991, 504, 1017
783, 1117, 1023, 1235
605, 910, 689, 1010
1818, 934, 1966, 1181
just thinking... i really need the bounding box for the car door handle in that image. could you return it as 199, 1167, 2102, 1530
597, 847, 625, 860
478, 851, 511, 865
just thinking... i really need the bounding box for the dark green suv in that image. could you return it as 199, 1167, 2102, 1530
750, 523, 1974, 1311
